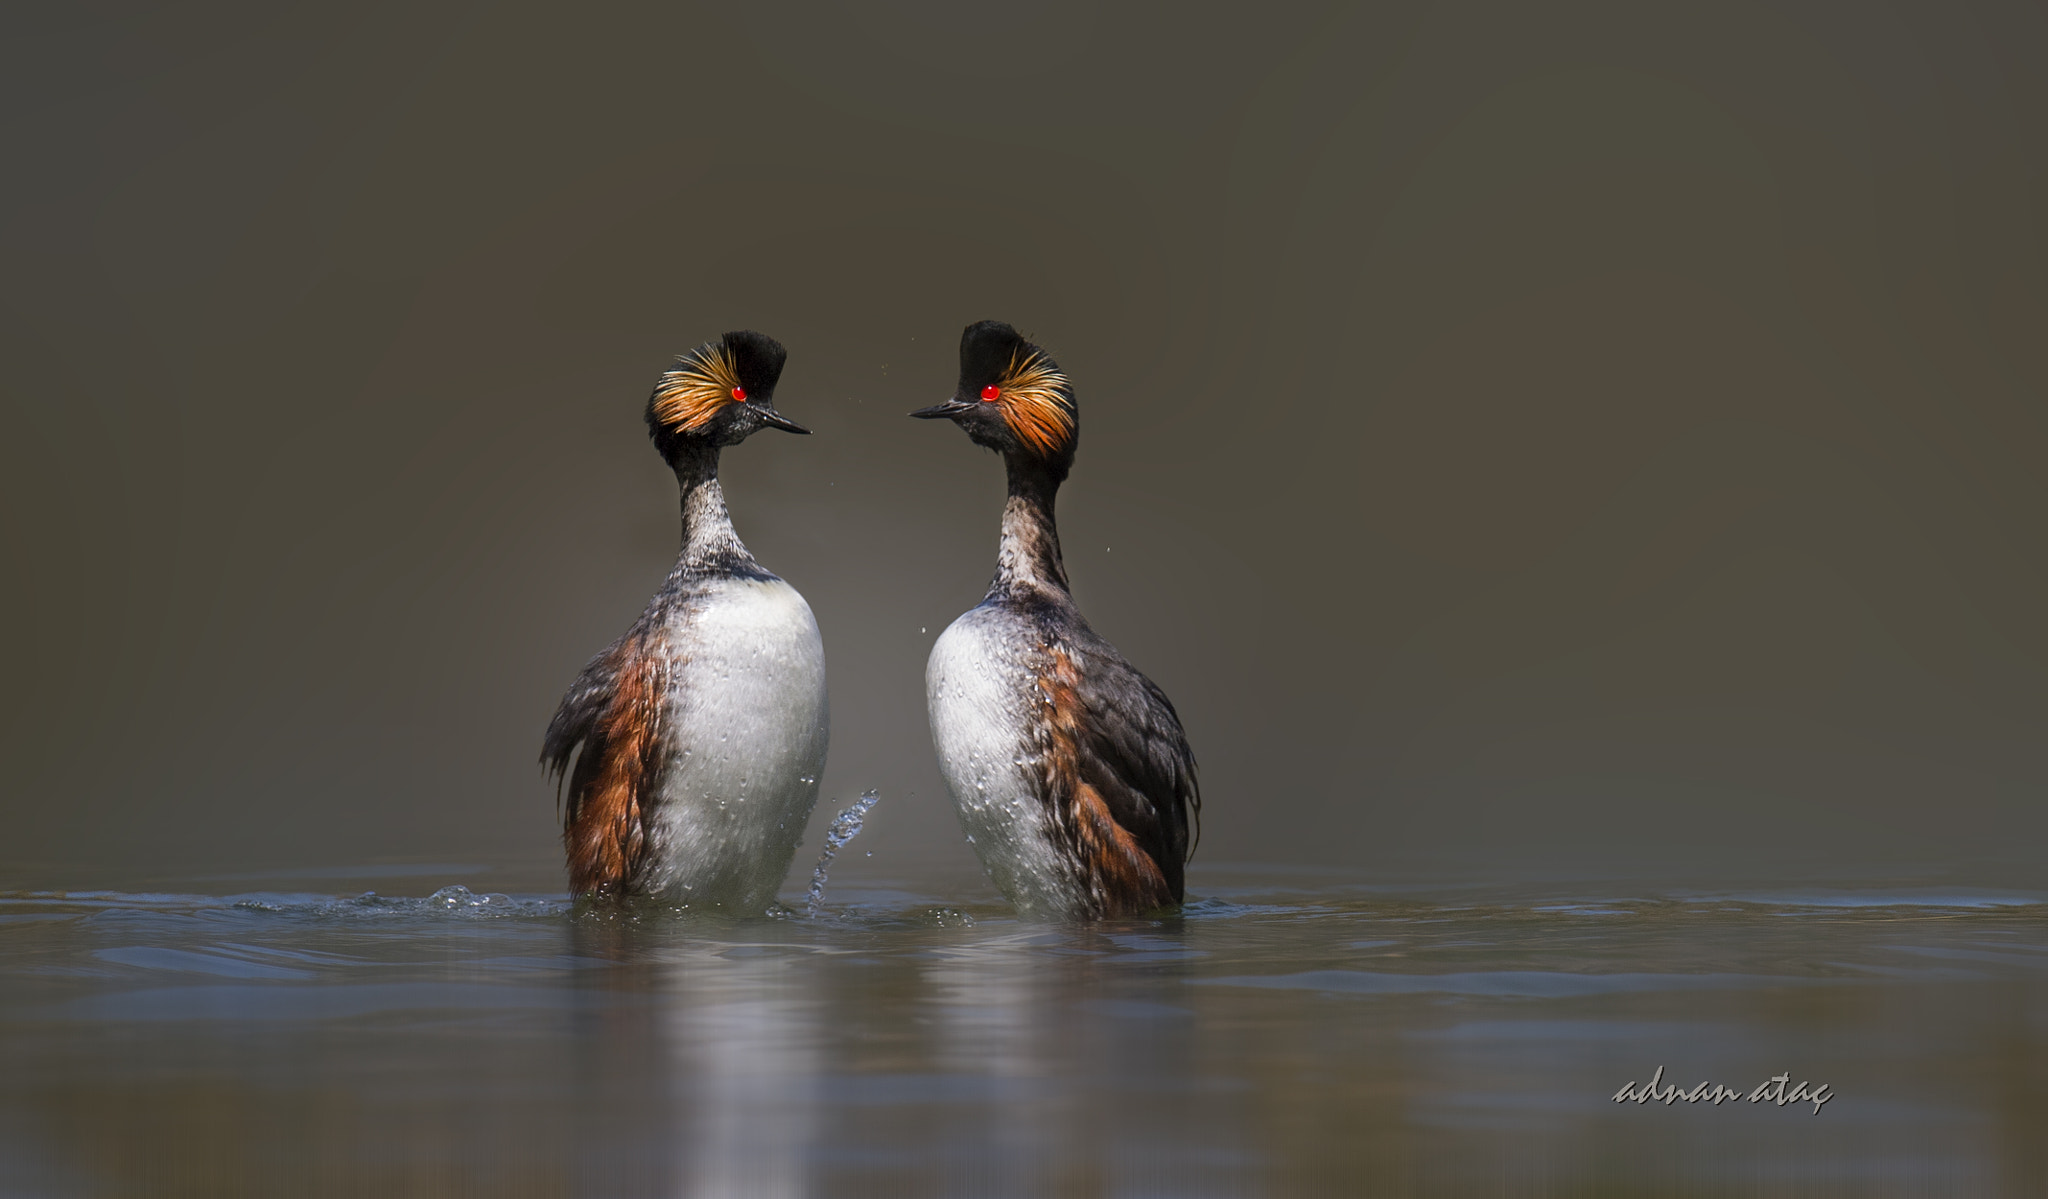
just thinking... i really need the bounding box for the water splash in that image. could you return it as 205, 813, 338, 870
805, 789, 879, 917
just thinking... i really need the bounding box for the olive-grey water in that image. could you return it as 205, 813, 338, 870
5, 867, 2045, 1197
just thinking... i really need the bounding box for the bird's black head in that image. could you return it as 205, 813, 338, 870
909, 320, 1078, 480
645, 330, 808, 460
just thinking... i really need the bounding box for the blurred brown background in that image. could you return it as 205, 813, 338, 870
2, 0, 2043, 890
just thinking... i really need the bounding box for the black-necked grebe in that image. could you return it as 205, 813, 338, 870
911, 320, 1199, 919
543, 331, 828, 906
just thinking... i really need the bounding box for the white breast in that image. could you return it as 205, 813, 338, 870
925, 606, 1079, 916
642, 577, 829, 910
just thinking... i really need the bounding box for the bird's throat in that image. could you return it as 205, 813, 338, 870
671, 443, 748, 573
993, 458, 1069, 598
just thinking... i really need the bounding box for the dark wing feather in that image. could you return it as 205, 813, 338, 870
542, 648, 617, 799
1078, 655, 1199, 880
541, 636, 666, 896
1046, 635, 1200, 913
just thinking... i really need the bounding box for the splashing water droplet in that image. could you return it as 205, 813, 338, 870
804, 789, 879, 918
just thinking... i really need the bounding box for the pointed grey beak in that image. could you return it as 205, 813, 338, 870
909, 398, 975, 419
754, 404, 811, 434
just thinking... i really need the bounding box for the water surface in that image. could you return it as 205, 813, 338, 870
3, 867, 2045, 1196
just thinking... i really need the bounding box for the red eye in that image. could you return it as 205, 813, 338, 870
731, 386, 747, 401
981, 385, 1000, 401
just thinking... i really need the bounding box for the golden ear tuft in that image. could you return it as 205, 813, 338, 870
997, 350, 1073, 456
651, 344, 743, 433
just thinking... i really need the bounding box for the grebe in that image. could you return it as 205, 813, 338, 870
911, 320, 1198, 919
543, 331, 828, 907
